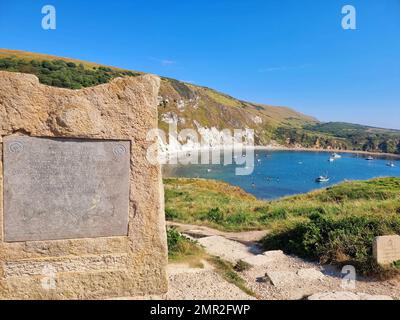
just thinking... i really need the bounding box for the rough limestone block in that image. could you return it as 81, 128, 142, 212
373, 235, 400, 265
242, 250, 287, 267
296, 268, 325, 281
0, 71, 168, 299
197, 236, 253, 263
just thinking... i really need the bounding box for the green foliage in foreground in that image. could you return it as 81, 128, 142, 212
208, 256, 256, 297
0, 57, 139, 89
166, 227, 204, 264
164, 177, 400, 275
262, 213, 400, 276
166, 227, 255, 295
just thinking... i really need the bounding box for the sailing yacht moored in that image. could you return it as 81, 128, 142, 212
315, 175, 330, 183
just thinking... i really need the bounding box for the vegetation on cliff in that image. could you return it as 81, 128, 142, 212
275, 122, 400, 154
165, 177, 400, 275
1, 48, 399, 154
0, 56, 138, 89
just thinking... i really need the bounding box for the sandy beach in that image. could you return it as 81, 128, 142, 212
252, 145, 400, 159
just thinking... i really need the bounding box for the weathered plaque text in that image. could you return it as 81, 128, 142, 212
3, 136, 130, 242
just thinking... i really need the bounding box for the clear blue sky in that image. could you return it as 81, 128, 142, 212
1, 0, 399, 129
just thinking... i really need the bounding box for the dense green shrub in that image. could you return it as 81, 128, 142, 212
165, 208, 182, 220
262, 213, 400, 275
258, 207, 288, 222
166, 227, 203, 261
166, 227, 187, 254
226, 211, 250, 224
203, 207, 224, 223
0, 57, 139, 89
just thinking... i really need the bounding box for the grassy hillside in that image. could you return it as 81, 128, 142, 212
164, 177, 400, 275
0, 49, 131, 70
304, 122, 400, 154
0, 49, 139, 89
1, 48, 399, 153
156, 77, 317, 146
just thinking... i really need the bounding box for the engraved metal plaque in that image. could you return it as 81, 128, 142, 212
3, 136, 130, 242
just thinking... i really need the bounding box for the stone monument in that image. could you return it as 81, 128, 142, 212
0, 71, 168, 299
373, 235, 400, 265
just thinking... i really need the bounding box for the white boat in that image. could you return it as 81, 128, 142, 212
331, 153, 342, 159
366, 156, 374, 161
315, 176, 330, 183
207, 169, 212, 172
387, 162, 395, 167
328, 157, 335, 162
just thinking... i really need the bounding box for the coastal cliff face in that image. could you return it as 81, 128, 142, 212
1, 49, 400, 154
157, 79, 400, 154
157, 78, 317, 152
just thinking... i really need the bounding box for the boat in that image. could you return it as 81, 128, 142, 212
328, 157, 335, 162
207, 169, 212, 172
315, 175, 330, 183
387, 162, 395, 167
366, 156, 374, 161
331, 153, 342, 159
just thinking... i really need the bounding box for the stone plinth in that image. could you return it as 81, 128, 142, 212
0, 71, 168, 299
373, 235, 400, 265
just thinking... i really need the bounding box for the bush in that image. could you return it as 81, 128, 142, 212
166, 227, 185, 253
226, 211, 250, 224
0, 57, 140, 89
165, 208, 181, 220
166, 227, 203, 261
262, 213, 400, 275
203, 207, 224, 223
258, 207, 288, 222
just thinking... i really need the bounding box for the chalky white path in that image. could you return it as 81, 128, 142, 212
122, 225, 399, 300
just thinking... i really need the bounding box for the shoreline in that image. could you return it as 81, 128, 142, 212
251, 145, 400, 159
161, 145, 400, 159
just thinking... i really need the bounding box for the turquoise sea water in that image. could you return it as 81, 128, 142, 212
163, 151, 400, 200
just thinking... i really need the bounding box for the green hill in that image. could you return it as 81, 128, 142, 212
1, 48, 399, 153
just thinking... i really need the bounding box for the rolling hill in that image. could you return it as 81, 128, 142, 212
0, 48, 399, 154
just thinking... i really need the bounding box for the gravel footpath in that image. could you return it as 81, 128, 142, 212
194, 234, 399, 300
118, 262, 255, 300
118, 225, 400, 300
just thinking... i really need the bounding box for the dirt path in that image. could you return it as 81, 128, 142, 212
169, 222, 399, 300
117, 260, 255, 300
120, 223, 398, 300
167, 221, 267, 244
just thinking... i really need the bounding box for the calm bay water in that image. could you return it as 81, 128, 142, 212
163, 150, 400, 200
